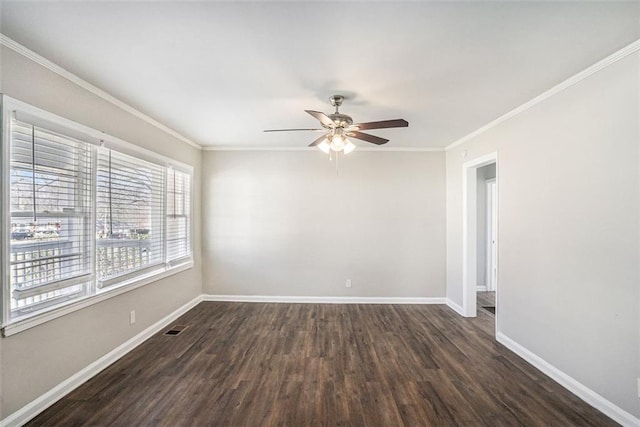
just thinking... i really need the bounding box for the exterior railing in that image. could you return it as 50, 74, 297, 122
96, 238, 152, 280
10, 238, 153, 311
10, 240, 75, 290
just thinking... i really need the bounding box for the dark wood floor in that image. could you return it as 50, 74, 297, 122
28, 302, 616, 426
478, 291, 496, 312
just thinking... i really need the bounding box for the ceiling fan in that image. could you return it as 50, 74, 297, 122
264, 95, 409, 155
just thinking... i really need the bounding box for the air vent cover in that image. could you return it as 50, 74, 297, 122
164, 325, 188, 336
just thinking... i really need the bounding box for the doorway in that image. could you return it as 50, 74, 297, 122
485, 179, 497, 292
462, 153, 498, 327
477, 173, 496, 316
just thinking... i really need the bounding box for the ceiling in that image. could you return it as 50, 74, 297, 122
0, 1, 638, 149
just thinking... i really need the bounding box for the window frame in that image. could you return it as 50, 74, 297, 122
0, 95, 194, 336
166, 167, 192, 266
95, 147, 167, 285
8, 120, 96, 316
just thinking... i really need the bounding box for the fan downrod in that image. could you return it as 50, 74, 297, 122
328, 95, 352, 127
329, 95, 344, 110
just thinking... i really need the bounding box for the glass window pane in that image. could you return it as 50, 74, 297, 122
8, 121, 93, 317
96, 148, 165, 282
166, 169, 191, 261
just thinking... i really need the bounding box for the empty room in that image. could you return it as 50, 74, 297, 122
0, 1, 638, 426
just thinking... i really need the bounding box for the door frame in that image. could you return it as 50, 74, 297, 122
462, 152, 498, 320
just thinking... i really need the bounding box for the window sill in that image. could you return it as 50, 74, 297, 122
2, 259, 194, 337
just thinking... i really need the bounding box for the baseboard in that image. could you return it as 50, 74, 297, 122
203, 294, 446, 305
445, 298, 466, 316
476, 286, 487, 292
1, 295, 204, 427
496, 332, 640, 427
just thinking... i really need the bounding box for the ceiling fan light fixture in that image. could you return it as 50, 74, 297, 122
330, 134, 346, 151
317, 138, 331, 154
266, 95, 408, 159
343, 140, 356, 154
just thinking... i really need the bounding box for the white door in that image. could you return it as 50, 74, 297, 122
486, 180, 498, 291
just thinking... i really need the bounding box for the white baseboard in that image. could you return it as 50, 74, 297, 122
476, 285, 487, 292
1, 295, 204, 427
445, 298, 466, 316
496, 332, 640, 427
203, 294, 446, 305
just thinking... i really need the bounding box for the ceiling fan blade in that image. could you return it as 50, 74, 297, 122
349, 131, 389, 145
351, 119, 408, 131
305, 110, 336, 127
263, 128, 324, 132
308, 134, 328, 147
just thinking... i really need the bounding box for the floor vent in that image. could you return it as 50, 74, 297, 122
164, 325, 188, 336
482, 306, 496, 315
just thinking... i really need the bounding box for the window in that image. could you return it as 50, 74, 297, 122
166, 168, 191, 263
2, 96, 193, 331
96, 148, 165, 285
8, 120, 93, 316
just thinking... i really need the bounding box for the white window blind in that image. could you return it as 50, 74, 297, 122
166, 168, 191, 263
96, 148, 165, 285
9, 120, 93, 315
2, 96, 194, 329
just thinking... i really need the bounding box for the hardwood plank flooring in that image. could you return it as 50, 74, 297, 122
27, 303, 616, 426
477, 291, 496, 309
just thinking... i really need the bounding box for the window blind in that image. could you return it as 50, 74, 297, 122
3, 97, 195, 327
96, 148, 165, 284
166, 168, 191, 262
9, 120, 93, 314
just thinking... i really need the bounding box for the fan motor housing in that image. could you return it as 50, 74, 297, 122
327, 113, 353, 128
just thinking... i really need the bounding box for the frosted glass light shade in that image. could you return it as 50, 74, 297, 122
330, 135, 346, 151
317, 139, 331, 154
343, 140, 356, 154
317, 135, 355, 155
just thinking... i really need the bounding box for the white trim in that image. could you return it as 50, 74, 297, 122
202, 145, 445, 152
3, 261, 193, 336
476, 286, 487, 292
496, 332, 640, 427
446, 38, 640, 151
445, 298, 465, 316
462, 153, 499, 173
2, 95, 194, 173
0, 33, 201, 150
0, 294, 204, 427
1, 96, 11, 325
462, 153, 498, 318
202, 295, 446, 304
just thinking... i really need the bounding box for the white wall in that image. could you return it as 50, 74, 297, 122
202, 150, 446, 298
0, 45, 202, 418
446, 52, 639, 417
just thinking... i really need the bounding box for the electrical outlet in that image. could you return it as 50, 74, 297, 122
346, 279, 352, 288
129, 310, 136, 325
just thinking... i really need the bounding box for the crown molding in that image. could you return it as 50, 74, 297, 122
202, 145, 445, 152
0, 33, 202, 150
445, 38, 640, 151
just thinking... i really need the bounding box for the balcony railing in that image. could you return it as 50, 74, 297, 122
96, 238, 152, 280
10, 238, 154, 311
